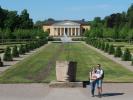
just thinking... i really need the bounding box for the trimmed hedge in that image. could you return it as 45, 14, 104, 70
12, 45, 19, 57
122, 48, 131, 61
114, 46, 122, 57
3, 46, 13, 61
0, 57, 3, 67
108, 45, 115, 55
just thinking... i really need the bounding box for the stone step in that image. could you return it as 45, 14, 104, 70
49, 81, 90, 88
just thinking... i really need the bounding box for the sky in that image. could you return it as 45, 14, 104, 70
0, 0, 133, 22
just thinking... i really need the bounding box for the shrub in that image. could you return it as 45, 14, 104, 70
122, 48, 131, 61
3, 46, 13, 61
108, 45, 115, 55
0, 57, 3, 67
19, 45, 26, 55
131, 58, 133, 66
114, 46, 122, 57
25, 44, 30, 52
101, 42, 105, 51
98, 42, 101, 49
12, 45, 19, 57
104, 43, 109, 52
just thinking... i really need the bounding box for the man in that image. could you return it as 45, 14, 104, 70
95, 64, 104, 98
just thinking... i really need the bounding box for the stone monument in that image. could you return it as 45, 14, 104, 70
56, 61, 77, 82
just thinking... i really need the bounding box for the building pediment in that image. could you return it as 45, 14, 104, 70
52, 21, 80, 26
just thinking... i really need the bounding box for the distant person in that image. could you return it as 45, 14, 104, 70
89, 67, 97, 97
95, 64, 104, 98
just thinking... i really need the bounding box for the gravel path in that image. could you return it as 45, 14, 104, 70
0, 83, 132, 100
0, 43, 50, 73
83, 42, 133, 72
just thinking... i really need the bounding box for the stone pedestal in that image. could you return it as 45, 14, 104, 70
56, 61, 77, 82
56, 61, 69, 82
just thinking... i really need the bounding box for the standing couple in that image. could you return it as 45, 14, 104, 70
89, 64, 104, 98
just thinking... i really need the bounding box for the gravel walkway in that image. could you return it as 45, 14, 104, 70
83, 42, 133, 72
0, 83, 132, 100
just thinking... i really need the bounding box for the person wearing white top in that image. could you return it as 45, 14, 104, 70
95, 64, 104, 98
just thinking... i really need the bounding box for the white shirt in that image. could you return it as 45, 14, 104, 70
96, 69, 103, 78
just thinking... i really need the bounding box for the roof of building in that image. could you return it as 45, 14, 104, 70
43, 20, 89, 26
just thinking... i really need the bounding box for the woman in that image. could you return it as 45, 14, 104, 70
89, 67, 97, 97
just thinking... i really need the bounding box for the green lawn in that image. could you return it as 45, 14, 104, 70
0, 42, 133, 83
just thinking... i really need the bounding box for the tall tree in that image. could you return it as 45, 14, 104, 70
19, 9, 33, 29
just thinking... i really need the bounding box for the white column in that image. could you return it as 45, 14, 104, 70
75, 28, 76, 36
78, 28, 80, 36
60, 28, 61, 36
64, 27, 65, 36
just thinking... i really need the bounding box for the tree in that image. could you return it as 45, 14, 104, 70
19, 9, 33, 29
12, 45, 19, 57
114, 46, 122, 57
3, 46, 13, 61
122, 48, 132, 61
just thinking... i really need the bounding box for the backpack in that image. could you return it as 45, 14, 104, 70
101, 70, 104, 79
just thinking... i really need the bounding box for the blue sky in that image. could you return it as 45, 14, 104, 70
0, 0, 133, 22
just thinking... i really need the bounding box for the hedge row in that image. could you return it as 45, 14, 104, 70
1, 39, 47, 65
86, 39, 133, 65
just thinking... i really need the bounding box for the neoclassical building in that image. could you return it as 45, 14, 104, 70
43, 20, 90, 37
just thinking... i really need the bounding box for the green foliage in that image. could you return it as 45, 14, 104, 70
85, 4, 133, 40
104, 43, 109, 52
131, 58, 133, 66
0, 7, 33, 32
98, 42, 102, 49
3, 46, 13, 61
108, 45, 115, 55
25, 44, 30, 52
101, 42, 105, 50
114, 46, 122, 57
0, 57, 3, 67
12, 45, 19, 57
122, 48, 132, 61
19, 45, 26, 54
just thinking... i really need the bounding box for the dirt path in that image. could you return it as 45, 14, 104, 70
83, 42, 133, 72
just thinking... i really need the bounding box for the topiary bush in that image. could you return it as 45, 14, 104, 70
12, 45, 19, 57
131, 58, 133, 66
101, 42, 105, 51
104, 43, 109, 52
0, 57, 3, 67
3, 46, 13, 61
122, 48, 132, 61
25, 44, 30, 52
114, 46, 122, 57
98, 42, 101, 49
19, 45, 26, 55
108, 45, 115, 55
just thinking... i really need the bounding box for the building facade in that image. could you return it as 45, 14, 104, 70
43, 20, 90, 37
